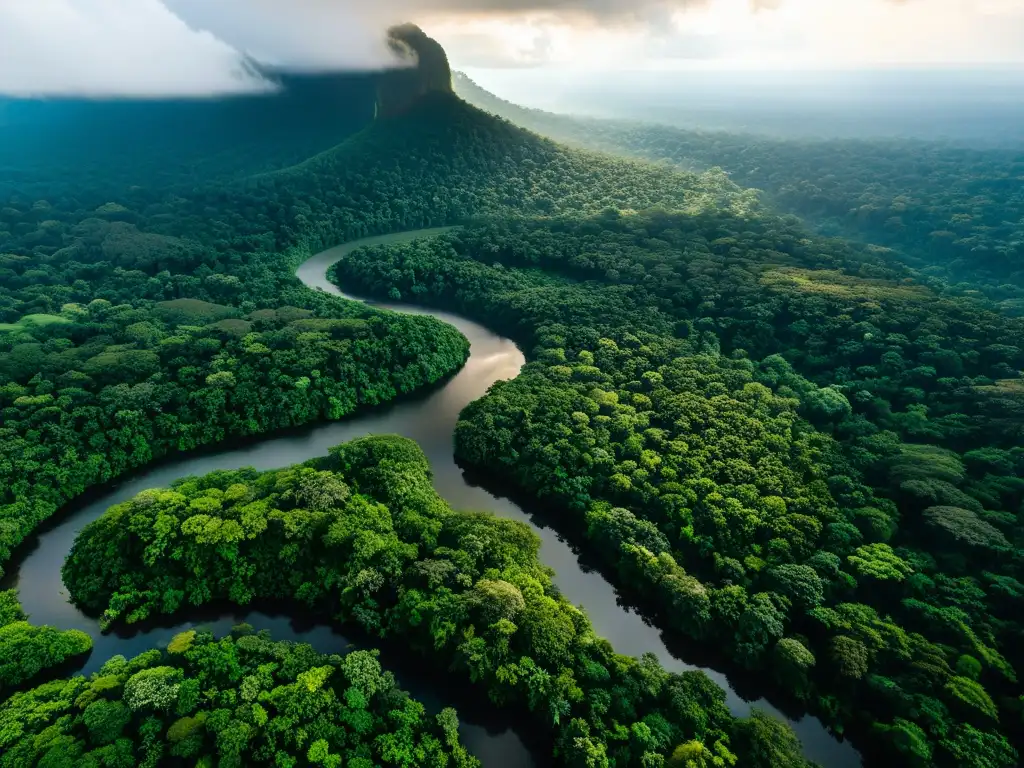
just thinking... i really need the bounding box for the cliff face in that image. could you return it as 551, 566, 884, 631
376, 24, 454, 118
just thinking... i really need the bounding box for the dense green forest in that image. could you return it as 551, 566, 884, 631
453, 73, 1024, 306
0, 92, 748, 582
2, 39, 1022, 765
0, 622, 480, 767
329, 212, 1023, 767
0, 589, 92, 694
0, 85, 795, 766
0, 261, 469, 580
61, 434, 811, 768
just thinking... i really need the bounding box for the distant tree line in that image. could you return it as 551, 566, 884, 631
454, 72, 1024, 309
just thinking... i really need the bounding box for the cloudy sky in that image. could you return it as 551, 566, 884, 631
1, 0, 1023, 96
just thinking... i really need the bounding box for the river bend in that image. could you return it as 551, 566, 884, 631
5, 228, 858, 768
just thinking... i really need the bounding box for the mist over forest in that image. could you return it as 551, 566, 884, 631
465, 67, 1024, 143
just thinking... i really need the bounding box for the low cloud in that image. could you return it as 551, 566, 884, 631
0, 0, 715, 97
2, 0, 1022, 96
0, 0, 417, 98
163, 0, 711, 69
0, 0, 272, 97
164, 0, 410, 71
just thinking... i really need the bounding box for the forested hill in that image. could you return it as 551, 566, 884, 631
453, 72, 1024, 305
131, 90, 751, 257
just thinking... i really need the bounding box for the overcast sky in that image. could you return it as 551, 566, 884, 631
1, 0, 1023, 96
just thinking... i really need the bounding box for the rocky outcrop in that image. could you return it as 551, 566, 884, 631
376, 24, 453, 118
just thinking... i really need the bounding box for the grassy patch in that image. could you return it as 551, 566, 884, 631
0, 313, 71, 333
761, 267, 930, 304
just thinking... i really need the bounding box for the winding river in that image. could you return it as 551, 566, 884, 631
5, 229, 859, 768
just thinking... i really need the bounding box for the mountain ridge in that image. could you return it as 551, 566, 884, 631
451, 70, 1024, 299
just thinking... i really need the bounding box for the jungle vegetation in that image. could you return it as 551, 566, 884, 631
0, 589, 92, 695
0, 92, 744, 583
60, 434, 810, 768
2, 88, 778, 766
329, 210, 1023, 767
0, 622, 480, 768
0, 60, 1020, 767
